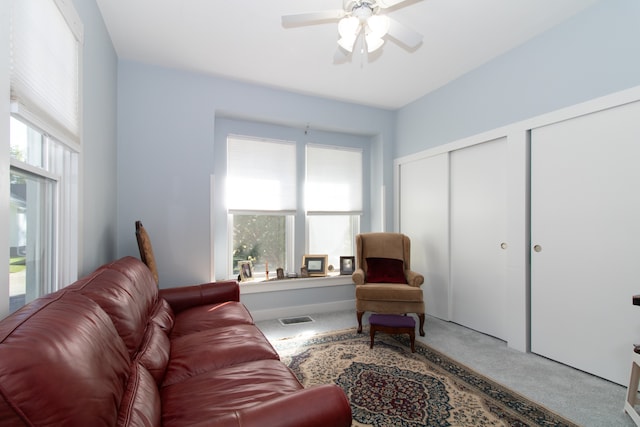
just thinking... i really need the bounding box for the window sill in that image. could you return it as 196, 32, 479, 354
239, 274, 354, 294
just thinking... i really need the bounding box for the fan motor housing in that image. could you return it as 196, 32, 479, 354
345, 0, 379, 14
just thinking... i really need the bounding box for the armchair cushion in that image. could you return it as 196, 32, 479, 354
365, 257, 407, 284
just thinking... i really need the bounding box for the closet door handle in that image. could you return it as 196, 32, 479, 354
533, 245, 542, 253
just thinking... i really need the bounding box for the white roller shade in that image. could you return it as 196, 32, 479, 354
10, 0, 83, 145
227, 136, 297, 212
306, 144, 362, 213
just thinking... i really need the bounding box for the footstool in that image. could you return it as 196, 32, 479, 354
369, 314, 416, 353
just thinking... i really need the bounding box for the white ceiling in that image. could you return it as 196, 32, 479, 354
95, 0, 599, 110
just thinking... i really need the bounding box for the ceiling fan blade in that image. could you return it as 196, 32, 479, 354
376, 0, 414, 9
386, 17, 423, 49
282, 10, 345, 27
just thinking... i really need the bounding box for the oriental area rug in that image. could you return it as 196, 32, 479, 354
273, 329, 579, 427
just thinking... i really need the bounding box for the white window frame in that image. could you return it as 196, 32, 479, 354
9, 117, 79, 301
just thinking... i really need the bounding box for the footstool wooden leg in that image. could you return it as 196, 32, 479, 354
409, 329, 415, 353
370, 325, 376, 349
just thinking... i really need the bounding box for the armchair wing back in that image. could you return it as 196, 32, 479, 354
357, 232, 411, 269
353, 232, 425, 336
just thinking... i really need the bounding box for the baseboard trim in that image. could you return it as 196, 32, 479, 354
249, 299, 355, 322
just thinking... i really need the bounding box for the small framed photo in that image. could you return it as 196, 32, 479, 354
302, 254, 328, 277
340, 256, 355, 275
238, 261, 253, 282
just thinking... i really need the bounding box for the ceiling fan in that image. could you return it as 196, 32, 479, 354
281, 0, 423, 58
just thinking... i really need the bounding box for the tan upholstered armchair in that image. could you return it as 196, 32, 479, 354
353, 232, 425, 336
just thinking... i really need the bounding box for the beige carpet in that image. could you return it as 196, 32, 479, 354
273, 328, 579, 427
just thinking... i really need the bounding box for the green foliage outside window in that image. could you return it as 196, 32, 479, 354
232, 215, 286, 275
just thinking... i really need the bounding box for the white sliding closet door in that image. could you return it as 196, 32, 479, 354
531, 101, 640, 385
450, 138, 508, 340
399, 154, 449, 321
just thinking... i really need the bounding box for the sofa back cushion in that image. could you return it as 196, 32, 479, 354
69, 256, 159, 358
0, 291, 131, 426
136, 322, 171, 385
117, 363, 162, 427
151, 297, 175, 333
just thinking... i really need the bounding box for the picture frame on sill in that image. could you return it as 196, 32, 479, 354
302, 254, 328, 277
238, 261, 253, 282
340, 256, 355, 275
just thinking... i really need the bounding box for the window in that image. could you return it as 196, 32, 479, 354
307, 215, 359, 269
8, 0, 82, 312
227, 136, 296, 278
306, 145, 362, 268
225, 137, 364, 280
230, 214, 293, 276
9, 117, 78, 312
9, 168, 55, 312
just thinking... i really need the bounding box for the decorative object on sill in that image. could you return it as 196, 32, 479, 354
302, 254, 329, 277
328, 264, 335, 272
265, 261, 269, 281
274, 329, 579, 427
340, 256, 355, 275
300, 266, 309, 278
277, 268, 284, 280
238, 260, 253, 282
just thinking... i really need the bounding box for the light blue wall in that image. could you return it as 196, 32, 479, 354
396, 0, 640, 157
72, 0, 119, 275
114, 0, 640, 289
116, 61, 395, 286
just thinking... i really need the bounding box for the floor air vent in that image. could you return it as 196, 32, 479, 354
278, 316, 314, 326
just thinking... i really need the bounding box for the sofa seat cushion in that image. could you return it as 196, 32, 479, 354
170, 301, 254, 338
163, 324, 280, 387
355, 283, 423, 302
161, 360, 303, 427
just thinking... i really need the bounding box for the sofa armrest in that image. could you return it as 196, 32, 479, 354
159, 280, 240, 313
405, 270, 424, 287
212, 385, 352, 427
352, 268, 365, 286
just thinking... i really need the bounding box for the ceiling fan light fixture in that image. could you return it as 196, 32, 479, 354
365, 34, 384, 52
366, 15, 390, 39
338, 16, 360, 52
338, 16, 360, 39
338, 36, 357, 52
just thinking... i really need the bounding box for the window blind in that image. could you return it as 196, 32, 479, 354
227, 136, 297, 212
10, 0, 83, 145
306, 144, 362, 213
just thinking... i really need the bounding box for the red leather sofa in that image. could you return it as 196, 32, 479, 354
0, 256, 352, 426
